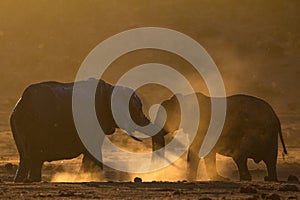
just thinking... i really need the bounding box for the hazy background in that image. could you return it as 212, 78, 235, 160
0, 0, 299, 135
0, 0, 299, 184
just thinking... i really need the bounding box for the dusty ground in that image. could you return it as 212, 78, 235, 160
0, 181, 299, 200
0, 113, 299, 199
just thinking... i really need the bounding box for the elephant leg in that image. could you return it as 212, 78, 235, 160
187, 148, 200, 181
28, 159, 43, 182
151, 132, 165, 163
14, 157, 29, 182
77, 132, 105, 181
76, 154, 104, 181
233, 156, 251, 181
79, 154, 103, 173
204, 152, 228, 181
263, 153, 278, 182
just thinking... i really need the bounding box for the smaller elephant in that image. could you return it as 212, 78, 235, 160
156, 93, 287, 181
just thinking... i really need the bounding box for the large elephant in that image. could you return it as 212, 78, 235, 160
155, 92, 287, 181
10, 79, 165, 182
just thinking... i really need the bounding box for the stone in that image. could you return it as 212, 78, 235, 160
134, 177, 142, 183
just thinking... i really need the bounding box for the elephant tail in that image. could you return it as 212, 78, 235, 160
277, 116, 288, 155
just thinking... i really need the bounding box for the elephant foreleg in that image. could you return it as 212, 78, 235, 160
76, 154, 104, 181
233, 156, 251, 181
79, 154, 103, 173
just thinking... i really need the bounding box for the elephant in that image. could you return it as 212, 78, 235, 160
154, 92, 287, 181
10, 78, 166, 182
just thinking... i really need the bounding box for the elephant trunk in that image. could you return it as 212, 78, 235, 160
151, 129, 167, 162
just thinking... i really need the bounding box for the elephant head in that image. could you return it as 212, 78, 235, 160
95, 81, 167, 152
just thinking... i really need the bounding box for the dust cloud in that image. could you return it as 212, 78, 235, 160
0, 0, 299, 185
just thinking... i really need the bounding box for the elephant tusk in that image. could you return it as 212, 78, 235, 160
129, 135, 143, 142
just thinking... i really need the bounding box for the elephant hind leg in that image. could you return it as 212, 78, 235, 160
11, 120, 30, 182
263, 154, 278, 182
204, 152, 228, 181
187, 148, 200, 181
14, 157, 29, 182
233, 156, 251, 181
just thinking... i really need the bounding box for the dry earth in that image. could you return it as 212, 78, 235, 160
0, 114, 299, 199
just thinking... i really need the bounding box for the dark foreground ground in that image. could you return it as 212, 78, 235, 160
0, 130, 299, 199
0, 114, 299, 199
0, 180, 299, 199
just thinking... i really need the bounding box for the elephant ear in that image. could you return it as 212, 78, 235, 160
154, 93, 183, 134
